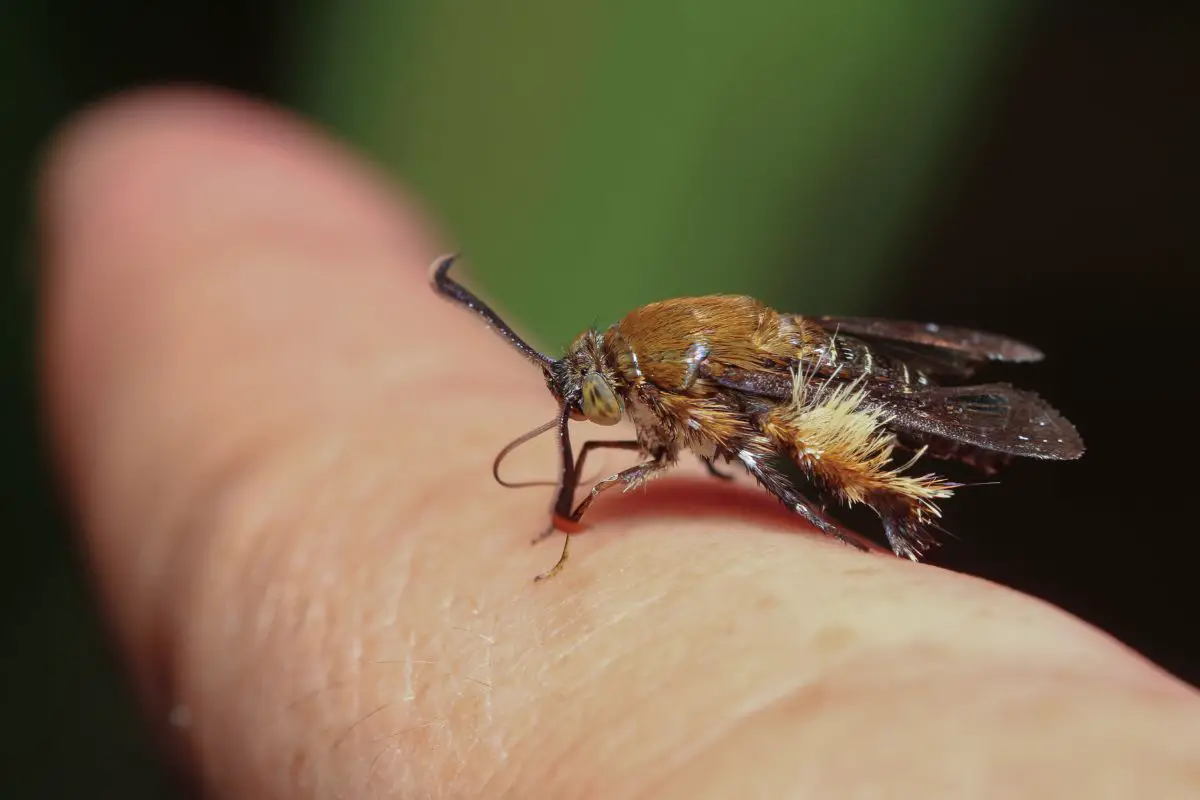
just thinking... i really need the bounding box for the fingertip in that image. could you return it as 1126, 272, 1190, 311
35, 85, 548, 572
40, 85, 440, 284
37, 86, 476, 468
36, 88, 545, 719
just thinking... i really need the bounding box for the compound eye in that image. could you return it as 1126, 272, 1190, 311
581, 372, 623, 426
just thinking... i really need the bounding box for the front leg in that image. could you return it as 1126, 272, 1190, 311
574, 440, 643, 495
535, 454, 673, 582
565, 456, 672, 523
533, 439, 642, 545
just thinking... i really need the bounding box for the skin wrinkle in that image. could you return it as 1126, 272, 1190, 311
312, 533, 537, 793
461, 634, 564, 794
195, 530, 317, 785
149, 427, 318, 717
639, 665, 1200, 799
550, 586, 673, 663
505, 589, 732, 795
112, 254, 512, 788
481, 540, 1188, 798
161, 428, 454, 792
54, 246, 437, 700
634, 654, 1101, 798
330, 702, 392, 755
519, 612, 756, 785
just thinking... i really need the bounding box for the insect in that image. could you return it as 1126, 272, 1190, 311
430, 254, 1084, 581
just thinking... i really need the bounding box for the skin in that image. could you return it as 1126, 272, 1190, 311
40, 88, 1200, 798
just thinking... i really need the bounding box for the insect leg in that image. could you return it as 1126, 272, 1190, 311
880, 517, 929, 562
871, 493, 943, 562
567, 457, 671, 521
698, 456, 735, 481
532, 440, 642, 545
535, 455, 671, 582
736, 452, 869, 553
574, 440, 643, 492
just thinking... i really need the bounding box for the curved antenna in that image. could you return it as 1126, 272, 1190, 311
493, 415, 560, 488
430, 254, 557, 370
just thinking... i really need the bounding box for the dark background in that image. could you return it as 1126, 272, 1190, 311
2, 1, 1196, 795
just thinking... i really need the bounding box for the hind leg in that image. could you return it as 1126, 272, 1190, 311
698, 456, 735, 481
872, 492, 944, 562
880, 517, 929, 562
736, 451, 868, 553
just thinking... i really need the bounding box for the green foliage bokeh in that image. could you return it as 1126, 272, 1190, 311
295, 0, 1022, 350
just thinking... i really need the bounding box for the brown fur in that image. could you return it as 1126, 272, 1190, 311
608, 296, 826, 392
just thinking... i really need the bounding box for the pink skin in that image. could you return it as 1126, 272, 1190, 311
41, 88, 1200, 797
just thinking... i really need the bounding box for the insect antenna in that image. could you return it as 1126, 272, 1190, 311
431, 255, 582, 538
429, 254, 557, 370
493, 416, 560, 488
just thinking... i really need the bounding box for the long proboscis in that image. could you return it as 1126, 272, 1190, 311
430, 254, 557, 370
492, 415, 560, 488
494, 415, 607, 491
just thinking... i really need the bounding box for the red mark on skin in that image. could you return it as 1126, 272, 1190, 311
552, 514, 589, 534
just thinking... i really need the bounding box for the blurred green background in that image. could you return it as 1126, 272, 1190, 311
297, 1, 1021, 340
3, 1, 1197, 795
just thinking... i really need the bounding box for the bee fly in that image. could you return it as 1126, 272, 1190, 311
431, 254, 1084, 581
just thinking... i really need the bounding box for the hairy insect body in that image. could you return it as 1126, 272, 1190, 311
431, 255, 1083, 579
579, 297, 954, 557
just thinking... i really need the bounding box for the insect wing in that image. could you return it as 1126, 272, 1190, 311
874, 383, 1084, 460
812, 316, 1045, 364
700, 362, 793, 399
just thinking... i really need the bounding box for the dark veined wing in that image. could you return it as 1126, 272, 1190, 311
812, 316, 1045, 368
700, 362, 793, 400
869, 383, 1085, 460
700, 361, 1084, 461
